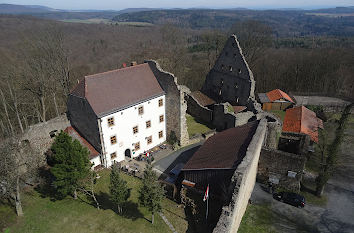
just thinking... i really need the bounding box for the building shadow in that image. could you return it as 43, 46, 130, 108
162, 145, 201, 176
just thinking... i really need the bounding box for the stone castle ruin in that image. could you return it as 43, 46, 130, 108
187, 35, 279, 133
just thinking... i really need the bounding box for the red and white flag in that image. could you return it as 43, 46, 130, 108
203, 185, 209, 202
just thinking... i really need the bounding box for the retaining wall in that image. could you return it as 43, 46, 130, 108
213, 118, 267, 233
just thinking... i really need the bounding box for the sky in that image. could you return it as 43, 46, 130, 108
2, 0, 354, 10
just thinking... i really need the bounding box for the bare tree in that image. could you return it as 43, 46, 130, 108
0, 137, 40, 216
230, 20, 273, 67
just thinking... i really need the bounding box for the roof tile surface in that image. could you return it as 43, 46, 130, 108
64, 126, 100, 159
191, 91, 216, 107
182, 121, 259, 170
282, 106, 323, 142
266, 89, 294, 103
70, 63, 164, 116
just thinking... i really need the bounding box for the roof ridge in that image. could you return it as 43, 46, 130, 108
85, 63, 147, 79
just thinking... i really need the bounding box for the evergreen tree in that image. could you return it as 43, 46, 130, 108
110, 165, 130, 214
138, 165, 165, 224
50, 131, 91, 199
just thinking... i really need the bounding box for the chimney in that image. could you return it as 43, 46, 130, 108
130, 61, 137, 66
122, 63, 127, 68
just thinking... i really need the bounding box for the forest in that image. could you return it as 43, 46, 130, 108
0, 7, 353, 138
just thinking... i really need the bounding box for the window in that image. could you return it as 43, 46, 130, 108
110, 152, 117, 159
159, 131, 163, 138
110, 136, 117, 145
146, 120, 151, 128
158, 99, 163, 107
135, 142, 140, 151
138, 106, 144, 115
133, 126, 139, 134
107, 117, 114, 127
159, 115, 164, 123
229, 66, 233, 72
147, 136, 152, 144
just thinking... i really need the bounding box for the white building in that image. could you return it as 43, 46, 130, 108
67, 63, 166, 168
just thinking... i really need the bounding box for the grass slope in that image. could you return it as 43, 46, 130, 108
1, 170, 188, 233
186, 114, 212, 137
238, 204, 276, 233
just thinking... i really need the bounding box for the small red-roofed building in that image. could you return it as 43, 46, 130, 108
282, 106, 323, 143
64, 126, 102, 170
258, 89, 295, 111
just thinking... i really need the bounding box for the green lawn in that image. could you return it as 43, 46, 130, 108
186, 114, 212, 137
238, 204, 276, 233
1, 170, 188, 233
269, 110, 286, 122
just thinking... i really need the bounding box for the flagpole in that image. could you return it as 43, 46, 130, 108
206, 183, 209, 221
206, 195, 209, 221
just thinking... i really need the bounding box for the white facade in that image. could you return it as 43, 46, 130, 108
99, 95, 166, 167
90, 156, 102, 169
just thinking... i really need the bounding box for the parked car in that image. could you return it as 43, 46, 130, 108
273, 192, 305, 208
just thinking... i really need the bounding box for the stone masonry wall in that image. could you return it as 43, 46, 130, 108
201, 35, 256, 106
258, 148, 306, 191
186, 94, 213, 124
22, 115, 70, 163
213, 118, 267, 233
147, 60, 190, 146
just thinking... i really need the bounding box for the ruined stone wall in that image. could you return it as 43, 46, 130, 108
263, 121, 282, 150
258, 148, 306, 191
186, 94, 213, 124
201, 35, 257, 107
147, 61, 189, 146
279, 132, 310, 155
213, 118, 267, 233
67, 95, 101, 152
212, 104, 236, 131
22, 115, 70, 163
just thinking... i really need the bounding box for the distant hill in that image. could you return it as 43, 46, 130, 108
112, 8, 354, 37
310, 6, 354, 13
0, 3, 56, 14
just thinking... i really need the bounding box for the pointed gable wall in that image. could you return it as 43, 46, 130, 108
201, 35, 255, 106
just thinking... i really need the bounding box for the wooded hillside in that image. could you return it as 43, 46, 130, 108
0, 13, 353, 138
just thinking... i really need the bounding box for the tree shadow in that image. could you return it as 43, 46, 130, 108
300, 182, 317, 195
95, 191, 146, 221
34, 166, 58, 201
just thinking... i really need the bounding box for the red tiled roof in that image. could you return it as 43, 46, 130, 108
232, 106, 247, 114
266, 89, 294, 103
64, 126, 100, 159
190, 91, 216, 107
182, 121, 259, 170
70, 63, 165, 116
282, 106, 323, 143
